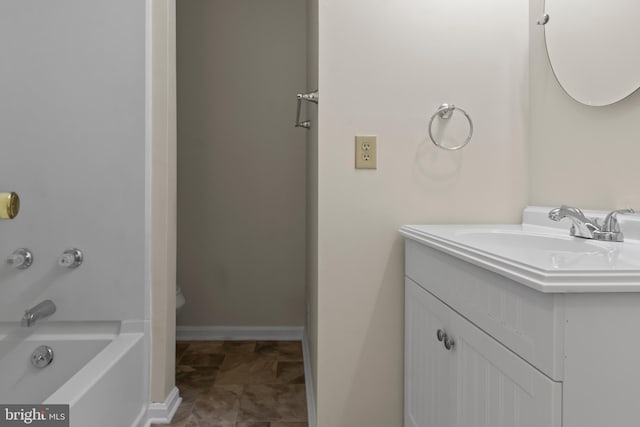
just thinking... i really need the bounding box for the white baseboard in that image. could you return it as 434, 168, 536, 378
144, 386, 182, 426
176, 326, 304, 341
302, 329, 317, 427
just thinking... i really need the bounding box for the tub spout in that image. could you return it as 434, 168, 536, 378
22, 300, 56, 327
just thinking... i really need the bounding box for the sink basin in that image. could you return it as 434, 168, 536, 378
453, 229, 607, 253
452, 228, 631, 271
399, 206, 640, 292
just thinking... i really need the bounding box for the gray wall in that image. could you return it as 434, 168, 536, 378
176, 0, 307, 327
0, 0, 146, 322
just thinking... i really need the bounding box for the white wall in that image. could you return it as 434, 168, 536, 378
529, 0, 640, 209
305, 0, 320, 409
0, 0, 146, 323
176, 0, 307, 327
150, 0, 178, 403
315, 0, 529, 425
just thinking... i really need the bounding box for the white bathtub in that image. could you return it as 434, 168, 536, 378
0, 321, 147, 427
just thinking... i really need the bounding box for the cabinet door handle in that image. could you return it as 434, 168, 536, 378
436, 329, 446, 342
443, 335, 455, 351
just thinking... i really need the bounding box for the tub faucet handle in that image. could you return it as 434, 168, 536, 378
6, 248, 33, 269
58, 248, 83, 268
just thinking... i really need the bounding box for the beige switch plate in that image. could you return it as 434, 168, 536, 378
355, 135, 377, 169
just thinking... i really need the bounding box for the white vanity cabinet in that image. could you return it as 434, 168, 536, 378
402, 216, 640, 427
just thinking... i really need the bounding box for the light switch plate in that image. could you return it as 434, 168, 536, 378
355, 136, 377, 169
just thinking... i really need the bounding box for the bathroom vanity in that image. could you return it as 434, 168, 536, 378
401, 207, 640, 427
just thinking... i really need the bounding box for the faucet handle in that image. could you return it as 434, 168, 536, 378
7, 248, 33, 269
58, 248, 83, 268
602, 209, 635, 233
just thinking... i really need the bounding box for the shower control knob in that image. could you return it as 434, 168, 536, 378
6, 248, 33, 269
31, 345, 54, 368
58, 248, 83, 268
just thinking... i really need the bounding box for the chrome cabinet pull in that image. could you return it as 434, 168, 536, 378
443, 335, 455, 351
436, 328, 455, 350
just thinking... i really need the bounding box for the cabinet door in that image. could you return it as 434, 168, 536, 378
405, 279, 457, 427
451, 310, 562, 427
406, 278, 562, 427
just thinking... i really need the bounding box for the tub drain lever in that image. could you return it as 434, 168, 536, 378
31, 345, 54, 368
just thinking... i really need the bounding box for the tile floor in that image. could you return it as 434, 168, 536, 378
152, 340, 308, 427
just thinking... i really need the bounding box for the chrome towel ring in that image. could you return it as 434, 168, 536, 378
428, 104, 473, 151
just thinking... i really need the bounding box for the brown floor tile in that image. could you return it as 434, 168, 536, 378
237, 384, 307, 422
176, 365, 219, 401
275, 362, 305, 384
183, 385, 243, 426
152, 400, 194, 427
255, 341, 303, 361
185, 419, 234, 427
235, 423, 270, 427
222, 341, 257, 353
233, 424, 307, 427
215, 353, 277, 385
175, 341, 307, 425
176, 342, 190, 363
180, 352, 226, 367
172, 400, 196, 424
179, 342, 226, 367
181, 341, 226, 353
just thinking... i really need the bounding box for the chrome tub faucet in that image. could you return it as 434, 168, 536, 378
22, 300, 56, 327
548, 206, 635, 242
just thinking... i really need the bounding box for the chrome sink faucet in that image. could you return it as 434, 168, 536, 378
21, 300, 56, 327
548, 206, 635, 242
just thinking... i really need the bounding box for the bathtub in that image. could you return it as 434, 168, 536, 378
0, 321, 147, 427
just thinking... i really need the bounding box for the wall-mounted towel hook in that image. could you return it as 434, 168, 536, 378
295, 90, 319, 129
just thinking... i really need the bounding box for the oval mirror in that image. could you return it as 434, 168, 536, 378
543, 0, 640, 106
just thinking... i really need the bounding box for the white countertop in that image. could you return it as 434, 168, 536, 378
400, 206, 640, 293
